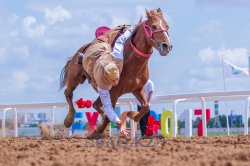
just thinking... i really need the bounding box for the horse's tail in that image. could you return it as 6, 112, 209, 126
60, 58, 71, 90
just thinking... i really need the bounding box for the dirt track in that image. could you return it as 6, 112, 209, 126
0, 135, 250, 166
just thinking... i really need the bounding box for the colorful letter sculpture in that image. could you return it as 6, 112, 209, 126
145, 115, 160, 136
75, 98, 92, 108
85, 100, 93, 108
150, 110, 160, 121
161, 110, 178, 137
185, 109, 192, 137
72, 112, 83, 135
194, 109, 211, 137
85, 112, 99, 132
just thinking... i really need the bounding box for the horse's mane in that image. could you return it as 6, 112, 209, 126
131, 17, 143, 37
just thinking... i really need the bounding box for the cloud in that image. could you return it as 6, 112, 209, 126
186, 46, 249, 93
44, 5, 71, 25
23, 16, 46, 38
198, 47, 249, 66
218, 48, 249, 66
198, 47, 216, 63
10, 71, 29, 89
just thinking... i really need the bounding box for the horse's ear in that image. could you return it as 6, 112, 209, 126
157, 8, 162, 14
145, 9, 151, 18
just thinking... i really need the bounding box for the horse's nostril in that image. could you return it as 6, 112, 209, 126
162, 43, 168, 49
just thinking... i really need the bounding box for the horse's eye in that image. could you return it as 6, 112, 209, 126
152, 25, 157, 30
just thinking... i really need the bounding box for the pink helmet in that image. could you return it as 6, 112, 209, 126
95, 26, 111, 37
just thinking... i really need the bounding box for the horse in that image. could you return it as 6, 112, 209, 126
60, 8, 172, 135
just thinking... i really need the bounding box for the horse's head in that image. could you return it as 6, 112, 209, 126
144, 8, 172, 56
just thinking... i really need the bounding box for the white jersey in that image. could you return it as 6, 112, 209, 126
111, 26, 134, 60
136, 79, 154, 106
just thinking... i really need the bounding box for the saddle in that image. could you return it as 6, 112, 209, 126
76, 25, 129, 64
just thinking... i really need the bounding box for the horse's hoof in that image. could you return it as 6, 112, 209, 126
87, 130, 105, 139
64, 111, 75, 128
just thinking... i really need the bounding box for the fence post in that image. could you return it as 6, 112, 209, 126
244, 97, 250, 135
200, 97, 207, 137
172, 99, 186, 137
51, 106, 56, 136
2, 108, 12, 137
185, 109, 192, 137
129, 101, 135, 138
13, 107, 18, 137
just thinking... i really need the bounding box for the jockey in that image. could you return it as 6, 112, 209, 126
82, 25, 134, 127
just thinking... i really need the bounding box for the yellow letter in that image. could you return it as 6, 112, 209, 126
161, 110, 178, 137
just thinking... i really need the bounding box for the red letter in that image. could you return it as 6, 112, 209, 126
194, 109, 210, 137
86, 112, 99, 131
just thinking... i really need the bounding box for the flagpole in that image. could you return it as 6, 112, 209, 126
248, 51, 250, 87
221, 54, 226, 92
221, 54, 230, 136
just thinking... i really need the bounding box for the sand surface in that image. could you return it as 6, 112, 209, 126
0, 135, 250, 166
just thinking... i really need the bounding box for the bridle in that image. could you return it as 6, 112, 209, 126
130, 21, 169, 57
143, 21, 169, 38
143, 21, 169, 49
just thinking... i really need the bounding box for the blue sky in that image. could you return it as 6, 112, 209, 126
1, 0, 250, 105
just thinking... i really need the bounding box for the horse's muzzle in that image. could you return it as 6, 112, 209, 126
159, 43, 172, 56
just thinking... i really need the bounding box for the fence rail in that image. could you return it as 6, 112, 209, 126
1, 90, 250, 137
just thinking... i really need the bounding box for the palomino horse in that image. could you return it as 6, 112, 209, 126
60, 8, 172, 134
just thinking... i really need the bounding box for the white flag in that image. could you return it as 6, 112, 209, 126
223, 59, 249, 78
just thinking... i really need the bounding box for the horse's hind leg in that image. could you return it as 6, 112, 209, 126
64, 64, 86, 128
64, 87, 76, 128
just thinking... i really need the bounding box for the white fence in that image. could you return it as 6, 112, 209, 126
1, 90, 250, 137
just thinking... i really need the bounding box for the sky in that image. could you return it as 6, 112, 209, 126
1, 0, 250, 109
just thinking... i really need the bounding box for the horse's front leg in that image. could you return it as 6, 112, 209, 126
128, 88, 149, 122
92, 97, 105, 120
